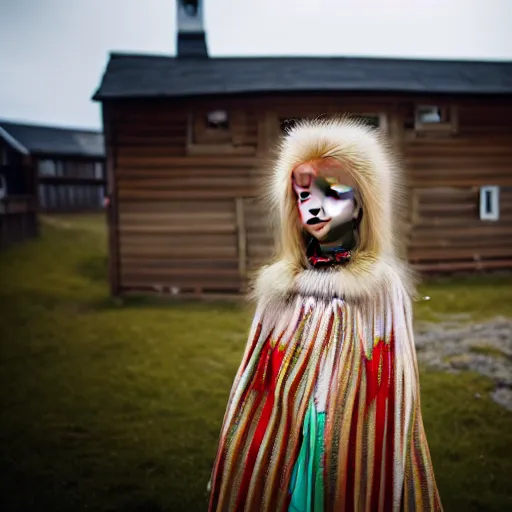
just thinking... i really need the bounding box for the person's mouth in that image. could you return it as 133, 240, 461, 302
307, 218, 331, 230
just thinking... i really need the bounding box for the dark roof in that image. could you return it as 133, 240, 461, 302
0, 120, 105, 158
93, 53, 512, 100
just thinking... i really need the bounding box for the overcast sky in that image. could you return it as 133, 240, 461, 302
1, 0, 511, 130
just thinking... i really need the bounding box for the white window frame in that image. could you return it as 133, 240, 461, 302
479, 186, 500, 221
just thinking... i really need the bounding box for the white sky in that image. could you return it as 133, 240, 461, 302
1, 0, 511, 130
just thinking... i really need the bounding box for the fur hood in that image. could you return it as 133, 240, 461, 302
251, 116, 415, 305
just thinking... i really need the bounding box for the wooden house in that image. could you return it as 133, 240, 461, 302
0, 127, 37, 249
0, 120, 106, 213
92, 0, 512, 297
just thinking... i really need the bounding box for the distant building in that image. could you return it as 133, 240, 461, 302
0, 120, 106, 212
93, 0, 512, 297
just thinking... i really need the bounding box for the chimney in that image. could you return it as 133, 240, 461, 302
177, 0, 208, 58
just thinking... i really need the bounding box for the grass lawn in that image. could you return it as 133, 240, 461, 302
0, 214, 511, 511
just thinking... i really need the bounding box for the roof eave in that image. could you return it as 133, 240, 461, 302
29, 150, 106, 159
92, 87, 512, 102
0, 126, 30, 155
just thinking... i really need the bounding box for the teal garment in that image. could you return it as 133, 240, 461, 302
288, 400, 326, 512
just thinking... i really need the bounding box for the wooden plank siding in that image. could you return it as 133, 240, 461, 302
0, 159, 38, 250
102, 104, 120, 295
243, 197, 274, 275
405, 103, 512, 271
105, 96, 512, 296
38, 176, 106, 212
0, 196, 38, 250
34, 155, 106, 212
110, 101, 262, 294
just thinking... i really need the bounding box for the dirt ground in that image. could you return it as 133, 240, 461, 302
415, 315, 512, 410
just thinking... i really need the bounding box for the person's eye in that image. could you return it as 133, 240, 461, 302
326, 189, 340, 199
299, 191, 310, 202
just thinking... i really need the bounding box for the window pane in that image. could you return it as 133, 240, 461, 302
206, 110, 229, 129
38, 160, 56, 176
94, 162, 103, 179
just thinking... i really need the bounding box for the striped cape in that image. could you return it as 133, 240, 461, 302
208, 280, 442, 511
208, 117, 442, 511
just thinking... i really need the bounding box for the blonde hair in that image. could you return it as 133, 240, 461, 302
267, 116, 408, 273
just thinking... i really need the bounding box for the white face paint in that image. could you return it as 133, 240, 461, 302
292, 176, 357, 242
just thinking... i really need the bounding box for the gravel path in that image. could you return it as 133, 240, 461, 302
414, 315, 512, 411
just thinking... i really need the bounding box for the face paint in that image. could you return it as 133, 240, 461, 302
292, 175, 357, 243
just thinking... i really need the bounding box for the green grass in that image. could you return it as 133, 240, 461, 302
415, 273, 512, 323
0, 214, 511, 511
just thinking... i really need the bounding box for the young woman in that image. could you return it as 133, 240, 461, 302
208, 117, 442, 512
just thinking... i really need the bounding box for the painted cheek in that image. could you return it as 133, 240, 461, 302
323, 198, 343, 217
324, 198, 354, 219
297, 203, 309, 224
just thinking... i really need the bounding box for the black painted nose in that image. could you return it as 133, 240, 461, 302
309, 208, 320, 216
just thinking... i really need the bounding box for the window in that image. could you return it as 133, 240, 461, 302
414, 105, 458, 133
206, 110, 229, 130
187, 109, 257, 155
480, 186, 500, 221
190, 110, 231, 146
417, 106, 443, 124
38, 159, 56, 176
281, 114, 384, 134
94, 162, 104, 179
